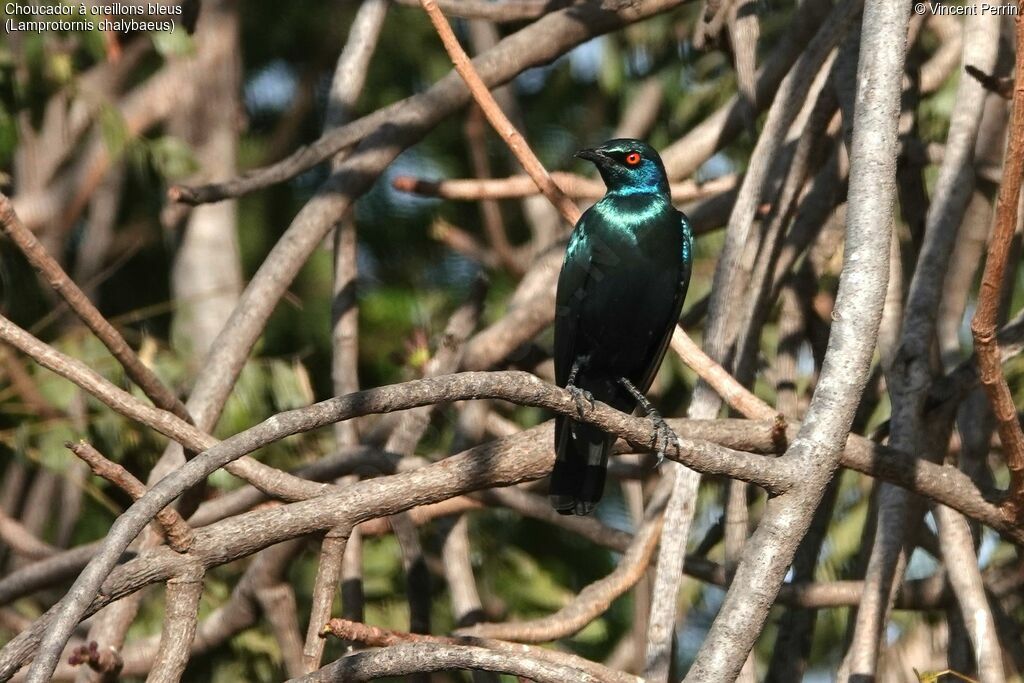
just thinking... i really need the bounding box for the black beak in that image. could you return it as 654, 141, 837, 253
574, 148, 606, 164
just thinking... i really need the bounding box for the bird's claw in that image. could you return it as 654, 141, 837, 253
566, 385, 596, 418
650, 413, 681, 467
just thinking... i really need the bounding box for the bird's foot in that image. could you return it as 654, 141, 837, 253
650, 412, 681, 467
616, 376, 680, 466
566, 384, 596, 418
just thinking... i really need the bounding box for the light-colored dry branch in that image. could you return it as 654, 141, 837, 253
145, 567, 204, 683
842, 6, 1002, 678
315, 619, 642, 683
935, 504, 1005, 683
683, 0, 910, 678
669, 326, 779, 422
392, 172, 733, 203
392, 0, 577, 21
300, 0, 388, 670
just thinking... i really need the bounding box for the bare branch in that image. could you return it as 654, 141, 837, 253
0, 312, 330, 503
684, 0, 910, 677
419, 0, 580, 225
67, 441, 194, 554
0, 193, 190, 422
392, 172, 734, 203
255, 583, 307, 679
844, 7, 1002, 677
970, 8, 1024, 522
313, 620, 641, 683
392, 0, 577, 21
935, 505, 1005, 683
170, 0, 684, 206
457, 477, 670, 642
146, 567, 204, 683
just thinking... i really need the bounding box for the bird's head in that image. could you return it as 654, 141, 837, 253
575, 139, 669, 196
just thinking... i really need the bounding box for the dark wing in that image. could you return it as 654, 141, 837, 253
553, 210, 595, 387
637, 210, 694, 392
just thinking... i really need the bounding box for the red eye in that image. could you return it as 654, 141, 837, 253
625, 152, 641, 166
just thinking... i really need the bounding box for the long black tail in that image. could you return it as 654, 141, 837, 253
549, 415, 613, 516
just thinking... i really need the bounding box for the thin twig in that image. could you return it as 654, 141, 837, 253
392, 172, 733, 202
463, 107, 521, 274
391, 0, 576, 21
0, 193, 190, 423
67, 441, 194, 554
669, 326, 779, 422
418, 0, 581, 226
970, 7, 1024, 523
965, 64, 1014, 100
457, 477, 670, 642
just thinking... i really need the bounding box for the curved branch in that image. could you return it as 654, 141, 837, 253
457, 477, 670, 642
313, 619, 640, 683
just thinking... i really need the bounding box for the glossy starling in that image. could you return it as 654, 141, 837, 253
550, 139, 693, 516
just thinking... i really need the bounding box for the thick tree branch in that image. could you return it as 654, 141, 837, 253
684, 0, 910, 678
